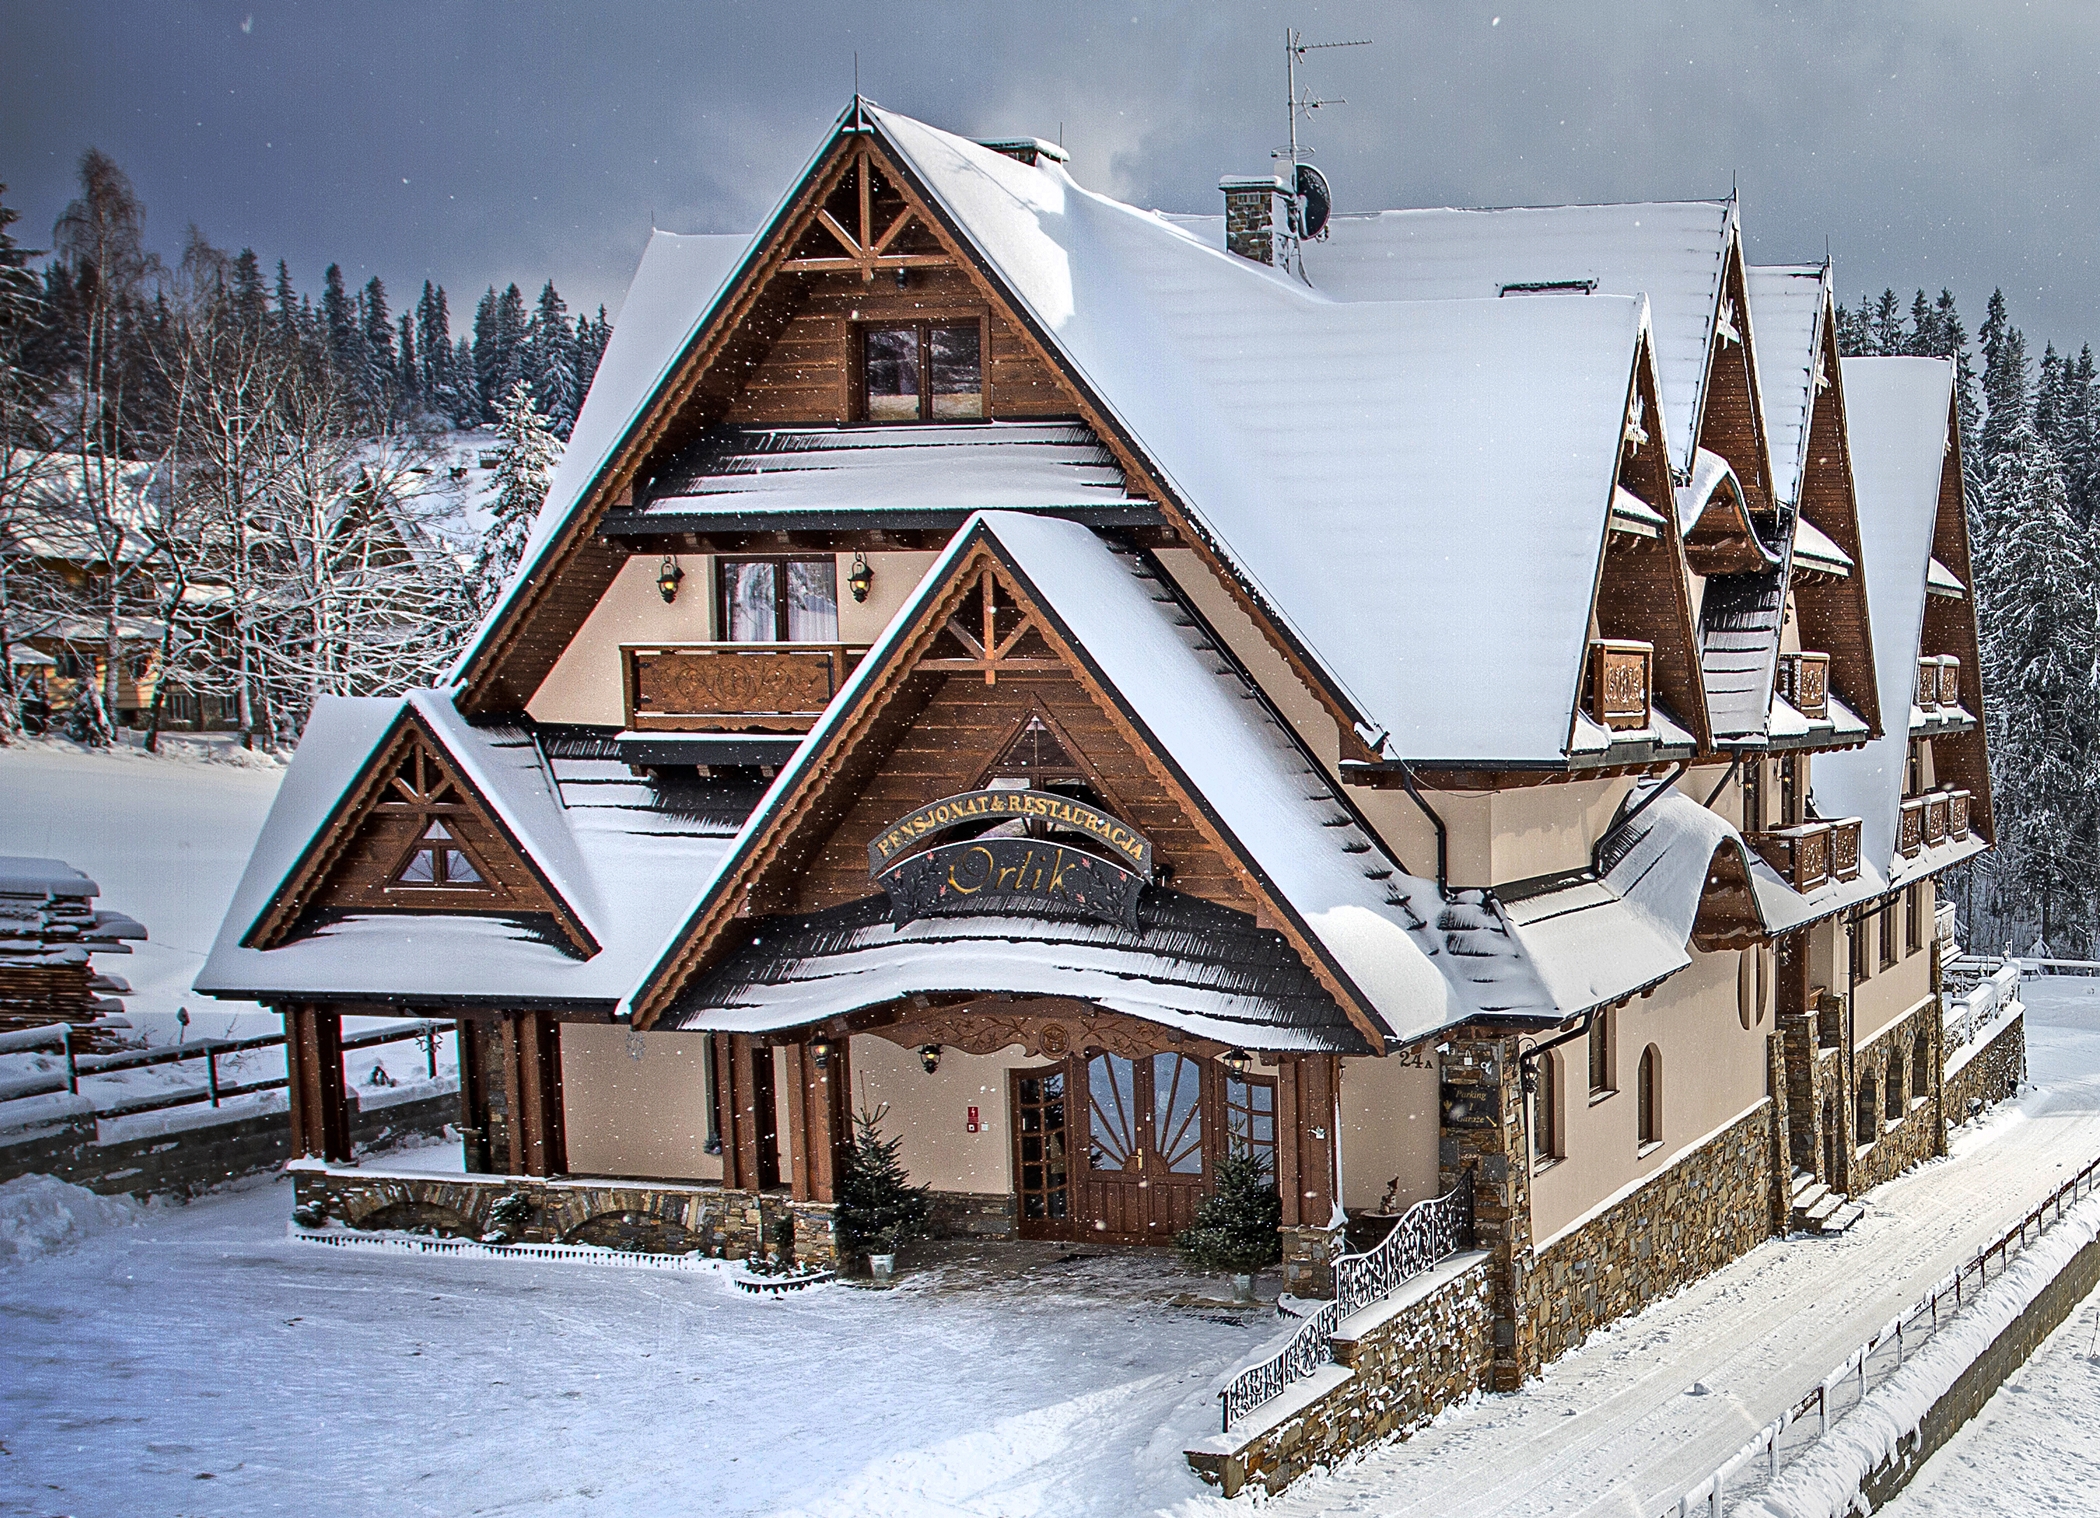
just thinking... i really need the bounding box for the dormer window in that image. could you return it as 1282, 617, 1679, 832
862, 322, 983, 422
394, 819, 485, 887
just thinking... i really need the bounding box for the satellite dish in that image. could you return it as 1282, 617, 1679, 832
1294, 162, 1332, 240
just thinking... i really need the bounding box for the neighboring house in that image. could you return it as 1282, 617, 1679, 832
198, 103, 2003, 1481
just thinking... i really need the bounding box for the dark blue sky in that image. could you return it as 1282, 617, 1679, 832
8, 2, 2099, 356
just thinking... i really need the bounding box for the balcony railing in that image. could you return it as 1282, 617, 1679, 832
1828, 817, 1862, 882
1900, 797, 1925, 858
1949, 789, 1972, 840
623, 643, 869, 733
1924, 792, 1950, 848
1749, 821, 1833, 892
1587, 638, 1654, 731
1776, 650, 1831, 719
1917, 655, 1962, 711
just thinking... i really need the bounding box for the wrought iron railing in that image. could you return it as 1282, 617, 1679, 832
1218, 1168, 1475, 1432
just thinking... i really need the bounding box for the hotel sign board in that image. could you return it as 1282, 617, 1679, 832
866, 789, 1153, 876
868, 790, 1152, 931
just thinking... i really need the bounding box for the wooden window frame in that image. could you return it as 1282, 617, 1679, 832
1636, 1044, 1661, 1152
1588, 1009, 1615, 1099
1009, 1063, 1073, 1236
715, 555, 840, 643
1905, 883, 1924, 955
1532, 1050, 1562, 1164
1221, 1070, 1279, 1177
1879, 898, 1899, 969
854, 316, 990, 424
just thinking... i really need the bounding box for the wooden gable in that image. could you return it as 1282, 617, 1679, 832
628, 526, 1384, 1047
1696, 231, 1781, 517
1788, 293, 1884, 738
244, 714, 595, 957
1591, 330, 1714, 751
1919, 391, 1994, 844
453, 105, 1385, 772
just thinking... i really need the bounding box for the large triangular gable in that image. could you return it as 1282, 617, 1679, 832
1696, 215, 1782, 520
242, 707, 597, 958
626, 515, 1416, 1049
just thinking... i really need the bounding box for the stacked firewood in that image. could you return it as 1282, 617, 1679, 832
0, 857, 146, 1038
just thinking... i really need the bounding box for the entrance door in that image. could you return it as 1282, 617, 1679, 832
1074, 1052, 1209, 1242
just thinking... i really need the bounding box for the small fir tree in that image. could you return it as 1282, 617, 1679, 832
1174, 1145, 1282, 1276
469, 380, 560, 616
835, 1103, 932, 1257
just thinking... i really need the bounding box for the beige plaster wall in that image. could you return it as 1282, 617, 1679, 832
851, 1035, 1037, 1195
1337, 1055, 1441, 1212
559, 1024, 721, 1181
1528, 947, 1769, 1242
526, 550, 940, 727
1854, 901, 1935, 1045
1486, 779, 1637, 886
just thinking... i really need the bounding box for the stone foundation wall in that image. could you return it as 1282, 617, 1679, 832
1185, 1252, 1493, 1498
0, 1086, 455, 1199
1282, 1223, 1338, 1297
1848, 995, 1943, 1193
1945, 1007, 2026, 1130
926, 1189, 1016, 1240
1519, 1100, 1774, 1370
293, 1166, 841, 1268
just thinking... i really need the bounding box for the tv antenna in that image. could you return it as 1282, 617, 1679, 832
1281, 29, 1368, 175
1273, 28, 1367, 265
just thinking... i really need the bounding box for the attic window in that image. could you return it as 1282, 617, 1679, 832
393, 820, 486, 888
862, 322, 984, 422
1498, 280, 1598, 297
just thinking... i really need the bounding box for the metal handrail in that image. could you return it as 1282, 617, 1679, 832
0, 1019, 450, 1116
1656, 1146, 2100, 1517
1218, 1168, 1475, 1432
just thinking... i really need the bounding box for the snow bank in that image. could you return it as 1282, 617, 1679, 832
0, 1174, 139, 1264
1738, 1191, 2100, 1518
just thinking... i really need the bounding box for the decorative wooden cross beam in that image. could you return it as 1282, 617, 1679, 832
780, 146, 953, 283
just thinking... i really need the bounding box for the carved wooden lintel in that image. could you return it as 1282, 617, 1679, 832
862, 1001, 1224, 1062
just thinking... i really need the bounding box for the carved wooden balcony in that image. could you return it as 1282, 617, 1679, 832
1827, 817, 1862, 883
1949, 789, 1972, 840
1916, 657, 1939, 710
623, 643, 869, 733
1776, 650, 1831, 719
1749, 821, 1832, 892
1900, 797, 1925, 858
1587, 638, 1654, 731
1936, 656, 1962, 709
1924, 791, 1950, 848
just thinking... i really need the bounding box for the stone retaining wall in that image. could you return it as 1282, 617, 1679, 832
1519, 1100, 1775, 1370
1945, 1007, 2026, 1131
1185, 1251, 1493, 1498
1848, 995, 1943, 1193
0, 1085, 455, 1199
292, 1164, 842, 1268
926, 1189, 1016, 1240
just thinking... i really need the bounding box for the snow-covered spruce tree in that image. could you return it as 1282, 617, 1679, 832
469, 380, 559, 617
526, 281, 579, 440
1975, 418, 2100, 953
1174, 1145, 1282, 1276
834, 1103, 932, 1260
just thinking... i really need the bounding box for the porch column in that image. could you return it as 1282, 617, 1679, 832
283, 1004, 350, 1163
714, 1034, 781, 1191
783, 1037, 852, 1204
455, 1018, 496, 1174
1438, 1029, 1533, 1390
495, 1012, 567, 1178
1274, 1053, 1340, 1296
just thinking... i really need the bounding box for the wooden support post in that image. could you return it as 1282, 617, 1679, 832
456, 1018, 495, 1174
1272, 1054, 1338, 1227
283, 1004, 350, 1163
494, 1012, 566, 1178
784, 1038, 852, 1204
713, 1033, 748, 1191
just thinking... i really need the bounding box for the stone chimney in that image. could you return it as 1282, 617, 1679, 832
1220, 175, 1292, 265
977, 137, 1070, 168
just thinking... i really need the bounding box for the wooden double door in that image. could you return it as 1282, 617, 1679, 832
1011, 1050, 1276, 1244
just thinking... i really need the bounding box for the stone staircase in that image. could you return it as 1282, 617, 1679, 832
1790, 1169, 1865, 1236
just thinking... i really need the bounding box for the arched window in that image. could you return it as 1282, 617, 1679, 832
1886, 1055, 1905, 1120
1856, 1075, 1879, 1147
1636, 1045, 1661, 1149
1589, 1010, 1614, 1096
1738, 951, 1756, 1030
1912, 1032, 1932, 1099
1533, 1051, 1561, 1163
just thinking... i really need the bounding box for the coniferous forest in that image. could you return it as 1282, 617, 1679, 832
0, 150, 601, 755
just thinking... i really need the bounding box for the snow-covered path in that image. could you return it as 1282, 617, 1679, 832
0, 1172, 1271, 1517
1192, 980, 2100, 1518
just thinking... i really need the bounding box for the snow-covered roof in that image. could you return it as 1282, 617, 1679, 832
1927, 555, 1966, 597
1158, 200, 1731, 472
0, 451, 164, 565
196, 695, 736, 1007
446, 230, 753, 686
1701, 571, 1788, 742
628, 421, 1147, 521
1794, 516, 1854, 575
1746, 265, 1829, 510
0, 857, 98, 899
1815, 358, 1956, 871
873, 111, 1649, 764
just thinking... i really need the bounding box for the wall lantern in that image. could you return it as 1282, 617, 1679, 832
919, 1044, 943, 1075
656, 555, 684, 604
848, 551, 875, 603
810, 1037, 834, 1070
1222, 1048, 1253, 1078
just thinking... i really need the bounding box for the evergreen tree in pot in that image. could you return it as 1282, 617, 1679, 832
1175, 1146, 1281, 1299
835, 1104, 932, 1277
